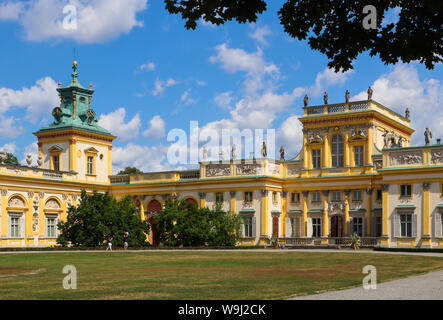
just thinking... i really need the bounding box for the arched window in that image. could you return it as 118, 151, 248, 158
331, 135, 344, 167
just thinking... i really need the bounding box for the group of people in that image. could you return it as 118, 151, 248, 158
106, 232, 129, 251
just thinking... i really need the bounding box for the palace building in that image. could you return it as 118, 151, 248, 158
1, 62, 442, 248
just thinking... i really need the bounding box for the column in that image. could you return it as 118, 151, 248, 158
322, 190, 329, 244
26, 192, 34, 244
281, 191, 287, 237
366, 188, 372, 236
229, 191, 236, 215
422, 182, 431, 247
69, 139, 77, 171
260, 190, 268, 237
366, 125, 373, 166
61, 194, 68, 222
107, 146, 113, 177
140, 196, 145, 221
303, 129, 308, 169
381, 184, 390, 246
344, 189, 350, 235
38, 192, 45, 244
199, 192, 206, 209
344, 128, 350, 167
323, 129, 330, 168
0, 190, 7, 237
302, 191, 309, 236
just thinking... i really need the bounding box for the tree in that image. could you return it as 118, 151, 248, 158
0, 152, 19, 165
57, 189, 150, 247
164, 0, 443, 71
155, 199, 241, 247
117, 167, 143, 175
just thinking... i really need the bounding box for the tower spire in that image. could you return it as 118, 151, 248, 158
72, 60, 78, 84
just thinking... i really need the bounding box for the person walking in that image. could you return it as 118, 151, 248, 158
124, 232, 129, 250
106, 236, 113, 251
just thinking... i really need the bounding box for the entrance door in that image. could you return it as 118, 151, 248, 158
272, 216, 279, 237
147, 200, 162, 246
331, 216, 343, 237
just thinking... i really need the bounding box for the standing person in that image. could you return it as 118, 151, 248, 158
106, 236, 113, 251
124, 232, 129, 250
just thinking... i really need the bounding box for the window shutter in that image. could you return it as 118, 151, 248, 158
252, 216, 256, 238
435, 213, 442, 237
412, 214, 417, 238
285, 217, 291, 237
394, 214, 400, 238
307, 218, 313, 237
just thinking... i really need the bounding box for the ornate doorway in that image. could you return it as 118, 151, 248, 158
147, 200, 162, 245
272, 216, 279, 237
330, 215, 343, 237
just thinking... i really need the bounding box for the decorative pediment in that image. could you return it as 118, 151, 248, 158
48, 145, 63, 153
45, 199, 61, 209
84, 147, 99, 154
8, 196, 26, 208
307, 131, 323, 144
350, 128, 367, 140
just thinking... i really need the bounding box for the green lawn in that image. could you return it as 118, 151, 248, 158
0, 250, 442, 299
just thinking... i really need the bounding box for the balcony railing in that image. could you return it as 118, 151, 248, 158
283, 237, 380, 247
109, 175, 130, 184
179, 170, 200, 180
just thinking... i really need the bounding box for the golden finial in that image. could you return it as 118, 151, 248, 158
89, 83, 92, 90
58, 81, 61, 88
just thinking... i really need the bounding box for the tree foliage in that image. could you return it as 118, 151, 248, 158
117, 167, 143, 175
57, 190, 150, 247
155, 199, 241, 247
0, 152, 19, 165
165, 0, 443, 71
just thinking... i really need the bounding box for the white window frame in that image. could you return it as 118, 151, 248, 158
312, 217, 322, 237
87, 156, 93, 175
312, 149, 321, 169
312, 192, 321, 203
353, 190, 362, 201
354, 146, 364, 167
332, 191, 341, 202
8, 212, 23, 238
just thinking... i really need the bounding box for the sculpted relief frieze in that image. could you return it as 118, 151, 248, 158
45, 199, 60, 209
8, 196, 25, 208
267, 162, 281, 176
431, 148, 443, 164
287, 165, 301, 177
206, 164, 231, 177
389, 151, 423, 166
236, 164, 261, 176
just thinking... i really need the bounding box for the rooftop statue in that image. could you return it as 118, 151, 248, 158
261, 141, 267, 158
405, 108, 410, 120
323, 91, 328, 105
345, 90, 350, 103
303, 94, 309, 107
367, 86, 373, 100
425, 128, 432, 145
280, 146, 285, 161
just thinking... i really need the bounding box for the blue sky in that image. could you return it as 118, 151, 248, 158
0, 0, 441, 173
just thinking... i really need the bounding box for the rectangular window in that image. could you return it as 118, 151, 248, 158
290, 217, 301, 237
352, 217, 363, 236
53, 155, 60, 171
354, 146, 364, 167
244, 191, 253, 203
332, 191, 341, 201
47, 218, 56, 238
376, 216, 382, 237
400, 214, 412, 237
10, 217, 20, 238
353, 190, 362, 201
215, 192, 224, 203
400, 184, 412, 198
376, 189, 382, 201
243, 216, 253, 237
87, 156, 94, 175
312, 149, 321, 169
291, 192, 300, 203
312, 192, 321, 202
312, 218, 321, 237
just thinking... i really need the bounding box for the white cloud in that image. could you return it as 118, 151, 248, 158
0, 142, 16, 154
276, 115, 303, 157
152, 77, 178, 96
309, 67, 354, 97
0, 77, 58, 122
180, 89, 196, 106
249, 25, 272, 46
352, 64, 443, 145
214, 91, 234, 109
209, 43, 279, 95
143, 115, 166, 139
139, 62, 155, 71
1, 0, 148, 43
0, 115, 25, 138
98, 108, 141, 141
0, 1, 24, 20
112, 142, 171, 173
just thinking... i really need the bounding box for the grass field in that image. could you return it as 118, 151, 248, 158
0, 250, 442, 299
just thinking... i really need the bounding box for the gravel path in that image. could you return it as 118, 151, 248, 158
289, 269, 443, 300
